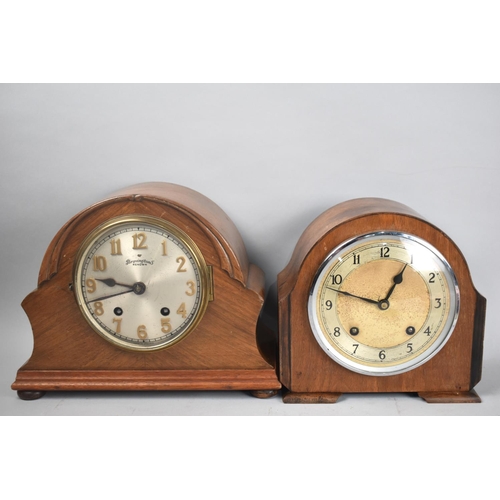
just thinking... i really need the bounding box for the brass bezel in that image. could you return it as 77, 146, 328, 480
73, 214, 212, 351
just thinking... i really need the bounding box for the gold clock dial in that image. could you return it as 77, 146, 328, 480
308, 232, 460, 375
74, 215, 211, 351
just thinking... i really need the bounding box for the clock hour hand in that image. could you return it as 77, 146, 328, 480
326, 286, 379, 305
383, 263, 408, 301
97, 278, 134, 289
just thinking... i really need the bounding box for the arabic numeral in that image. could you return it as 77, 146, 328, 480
331, 274, 343, 285
379, 350, 386, 360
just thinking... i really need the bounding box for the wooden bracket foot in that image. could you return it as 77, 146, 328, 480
418, 389, 481, 403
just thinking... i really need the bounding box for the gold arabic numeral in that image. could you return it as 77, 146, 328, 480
113, 317, 122, 334
186, 280, 195, 296
176, 256, 187, 272
162, 240, 168, 256
161, 318, 172, 334
93, 255, 107, 272
86, 278, 97, 293
137, 324, 148, 339
132, 233, 148, 250
93, 301, 104, 316
177, 302, 187, 319
110, 238, 122, 255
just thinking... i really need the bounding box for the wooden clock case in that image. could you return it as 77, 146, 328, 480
277, 198, 486, 404
13, 182, 281, 400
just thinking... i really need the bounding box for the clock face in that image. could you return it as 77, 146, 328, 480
308, 232, 460, 375
74, 215, 211, 351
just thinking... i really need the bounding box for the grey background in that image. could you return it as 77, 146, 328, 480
1, 83, 499, 415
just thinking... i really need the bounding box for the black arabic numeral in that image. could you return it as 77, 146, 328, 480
331, 274, 343, 285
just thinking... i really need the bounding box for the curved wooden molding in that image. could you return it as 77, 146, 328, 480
39, 182, 249, 287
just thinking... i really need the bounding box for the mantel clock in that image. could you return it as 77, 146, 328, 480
277, 198, 485, 403
13, 183, 280, 400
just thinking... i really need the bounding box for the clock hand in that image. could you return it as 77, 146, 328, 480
88, 281, 147, 303
326, 286, 379, 305
96, 278, 134, 289
383, 263, 408, 301
88, 288, 135, 303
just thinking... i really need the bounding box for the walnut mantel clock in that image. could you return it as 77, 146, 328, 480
277, 198, 486, 404
13, 183, 280, 400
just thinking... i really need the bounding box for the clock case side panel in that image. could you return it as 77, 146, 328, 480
13, 183, 280, 394
278, 198, 486, 398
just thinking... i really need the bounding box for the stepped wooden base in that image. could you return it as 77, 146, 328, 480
12, 368, 281, 399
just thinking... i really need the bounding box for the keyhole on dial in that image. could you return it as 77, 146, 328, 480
161, 307, 170, 316
114, 307, 123, 316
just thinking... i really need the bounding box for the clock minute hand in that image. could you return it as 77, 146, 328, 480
327, 286, 379, 305
88, 288, 135, 303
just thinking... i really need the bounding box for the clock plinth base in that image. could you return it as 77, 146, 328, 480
418, 389, 481, 404
282, 391, 342, 404
12, 369, 281, 396
17, 390, 46, 401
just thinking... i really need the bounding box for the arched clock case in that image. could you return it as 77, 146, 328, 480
13, 183, 281, 400
277, 198, 486, 404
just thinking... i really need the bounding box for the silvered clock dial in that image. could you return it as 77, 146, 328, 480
74, 215, 212, 350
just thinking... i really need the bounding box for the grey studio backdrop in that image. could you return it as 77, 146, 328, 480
1, 83, 498, 416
